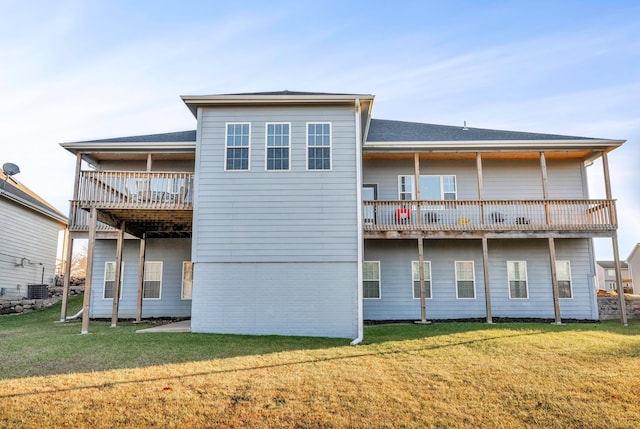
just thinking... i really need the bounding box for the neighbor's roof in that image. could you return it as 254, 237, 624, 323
0, 170, 68, 224
597, 260, 630, 269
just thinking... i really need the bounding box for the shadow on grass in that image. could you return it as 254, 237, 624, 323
2, 295, 638, 382
0, 329, 547, 399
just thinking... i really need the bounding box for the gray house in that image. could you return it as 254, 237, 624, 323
0, 168, 67, 300
59, 91, 627, 339
595, 260, 632, 293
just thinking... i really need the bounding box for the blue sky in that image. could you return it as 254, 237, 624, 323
1, 0, 638, 258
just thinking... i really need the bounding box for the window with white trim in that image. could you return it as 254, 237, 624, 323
266, 123, 290, 170
307, 123, 331, 170
182, 261, 193, 300
143, 261, 162, 300
412, 261, 431, 299
103, 261, 124, 299
225, 123, 250, 170
363, 261, 380, 299
507, 261, 528, 299
606, 269, 615, 277
397, 175, 456, 200
556, 260, 572, 299
455, 261, 475, 299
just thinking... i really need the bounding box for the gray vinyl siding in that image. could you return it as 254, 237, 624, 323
364, 238, 597, 321
191, 262, 357, 338
89, 238, 191, 318
191, 105, 359, 338
0, 198, 64, 299
194, 105, 357, 261
362, 158, 587, 200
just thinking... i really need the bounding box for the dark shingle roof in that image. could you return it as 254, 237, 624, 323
221, 90, 360, 96
0, 174, 67, 224
78, 130, 196, 144
367, 119, 598, 142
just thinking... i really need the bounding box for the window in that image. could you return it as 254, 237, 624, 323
307, 123, 331, 170
143, 261, 162, 300
103, 261, 124, 299
412, 261, 431, 299
363, 261, 380, 299
606, 269, 615, 277
266, 123, 290, 170
556, 260, 572, 298
397, 175, 456, 200
508, 261, 528, 299
225, 123, 250, 170
455, 261, 475, 299
398, 175, 415, 200
182, 261, 193, 300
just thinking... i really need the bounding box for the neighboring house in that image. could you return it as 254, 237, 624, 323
60, 91, 626, 339
625, 244, 640, 294
0, 168, 68, 300
595, 261, 632, 293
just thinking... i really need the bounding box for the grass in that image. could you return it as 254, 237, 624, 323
1, 297, 639, 428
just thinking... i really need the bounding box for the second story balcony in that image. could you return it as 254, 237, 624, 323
70, 171, 194, 237
363, 199, 617, 239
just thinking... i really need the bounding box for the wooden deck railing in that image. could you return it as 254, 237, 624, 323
68, 201, 116, 232
76, 171, 194, 209
363, 199, 616, 232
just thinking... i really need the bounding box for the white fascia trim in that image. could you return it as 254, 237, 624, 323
60, 142, 196, 152
181, 94, 375, 104
363, 139, 625, 151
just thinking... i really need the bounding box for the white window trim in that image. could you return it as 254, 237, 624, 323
397, 175, 457, 200
306, 122, 332, 171
181, 261, 193, 300
143, 261, 163, 301
224, 122, 251, 172
363, 260, 381, 300
264, 122, 291, 172
455, 261, 476, 299
102, 261, 124, 300
507, 260, 529, 299
556, 260, 573, 299
397, 175, 415, 200
411, 260, 432, 299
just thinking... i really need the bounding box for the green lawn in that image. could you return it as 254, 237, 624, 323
1, 296, 640, 428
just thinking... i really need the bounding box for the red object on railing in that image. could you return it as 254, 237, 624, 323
395, 208, 411, 222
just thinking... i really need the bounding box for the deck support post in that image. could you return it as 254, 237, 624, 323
59, 235, 74, 322
548, 237, 562, 324
417, 235, 429, 324
601, 151, 627, 326
62, 152, 83, 322
482, 237, 492, 323
110, 221, 125, 327
136, 233, 146, 322
81, 207, 97, 334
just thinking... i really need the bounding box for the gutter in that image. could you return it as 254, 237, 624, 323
351, 97, 364, 346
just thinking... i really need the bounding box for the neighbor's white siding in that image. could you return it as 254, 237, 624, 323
0, 197, 65, 299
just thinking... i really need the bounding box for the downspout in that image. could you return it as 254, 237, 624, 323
65, 307, 84, 320
351, 97, 364, 346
